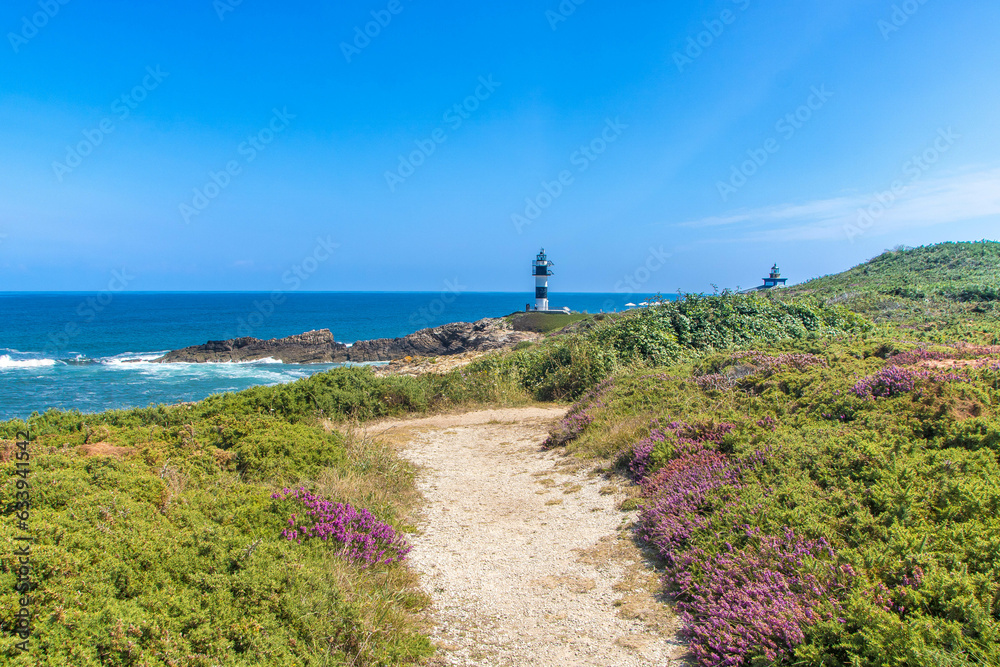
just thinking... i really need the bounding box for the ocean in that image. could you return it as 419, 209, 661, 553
0, 291, 654, 421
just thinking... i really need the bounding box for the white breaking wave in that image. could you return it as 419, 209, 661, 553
0, 354, 58, 369
97, 356, 303, 385
220, 357, 283, 365
100, 351, 171, 365
101, 353, 284, 367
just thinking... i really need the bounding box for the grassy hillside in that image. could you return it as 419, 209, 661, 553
507, 311, 591, 333
782, 241, 1000, 337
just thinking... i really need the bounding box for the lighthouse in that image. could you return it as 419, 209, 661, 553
761, 264, 788, 289
532, 248, 553, 311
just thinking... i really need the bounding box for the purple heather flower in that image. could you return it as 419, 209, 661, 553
273, 487, 411, 567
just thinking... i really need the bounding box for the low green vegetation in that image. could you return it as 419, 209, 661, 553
507, 311, 591, 333
481, 293, 870, 401
2, 241, 997, 666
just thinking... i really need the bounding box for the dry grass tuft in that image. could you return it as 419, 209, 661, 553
316, 424, 421, 519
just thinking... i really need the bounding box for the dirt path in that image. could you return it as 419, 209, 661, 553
369, 407, 686, 667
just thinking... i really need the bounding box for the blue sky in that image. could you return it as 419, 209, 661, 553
1, 0, 998, 293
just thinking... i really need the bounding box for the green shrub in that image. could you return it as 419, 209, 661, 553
212, 416, 347, 482
464, 293, 871, 402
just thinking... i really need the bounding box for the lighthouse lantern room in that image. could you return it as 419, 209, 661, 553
532, 249, 553, 311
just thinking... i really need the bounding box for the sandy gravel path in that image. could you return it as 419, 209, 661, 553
369, 407, 687, 666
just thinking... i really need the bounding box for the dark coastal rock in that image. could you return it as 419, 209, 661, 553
154, 318, 537, 364
156, 329, 340, 364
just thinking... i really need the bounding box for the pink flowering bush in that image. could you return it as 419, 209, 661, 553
851, 365, 969, 399
630, 421, 736, 479
635, 432, 848, 666
639, 446, 747, 557
756, 415, 778, 430
273, 487, 411, 566
543, 377, 614, 447
629, 428, 666, 478
851, 365, 921, 398
628, 412, 858, 666
887, 348, 957, 366
543, 412, 593, 448
673, 529, 852, 667
887, 343, 999, 367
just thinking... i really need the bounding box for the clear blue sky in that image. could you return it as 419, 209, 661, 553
1, 0, 998, 293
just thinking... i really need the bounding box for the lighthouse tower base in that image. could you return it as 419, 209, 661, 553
525, 305, 572, 314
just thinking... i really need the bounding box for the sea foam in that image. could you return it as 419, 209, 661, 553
0, 355, 58, 369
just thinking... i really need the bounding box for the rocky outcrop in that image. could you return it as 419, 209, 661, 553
155, 329, 340, 364
342, 318, 536, 362
154, 318, 537, 364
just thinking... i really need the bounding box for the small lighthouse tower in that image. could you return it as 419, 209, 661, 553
532, 248, 554, 311
761, 264, 788, 289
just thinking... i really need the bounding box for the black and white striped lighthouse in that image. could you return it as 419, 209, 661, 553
532, 248, 553, 311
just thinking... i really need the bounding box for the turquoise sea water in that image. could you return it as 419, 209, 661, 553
0, 291, 659, 420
